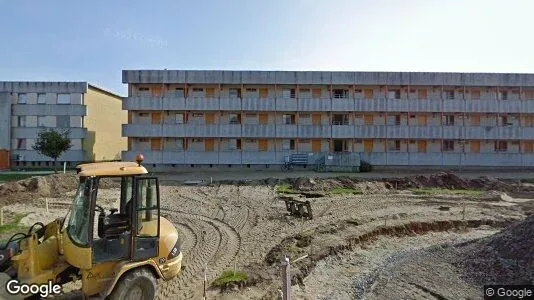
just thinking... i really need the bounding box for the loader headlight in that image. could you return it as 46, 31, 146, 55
167, 239, 181, 260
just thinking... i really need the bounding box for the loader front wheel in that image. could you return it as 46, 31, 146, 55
109, 268, 157, 300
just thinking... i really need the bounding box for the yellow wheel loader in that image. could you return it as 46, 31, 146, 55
0, 155, 182, 299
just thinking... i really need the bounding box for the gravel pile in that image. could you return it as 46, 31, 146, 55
356, 216, 534, 299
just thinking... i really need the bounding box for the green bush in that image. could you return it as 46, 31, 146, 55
212, 270, 248, 288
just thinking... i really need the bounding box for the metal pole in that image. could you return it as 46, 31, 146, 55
281, 256, 291, 300
63, 161, 66, 174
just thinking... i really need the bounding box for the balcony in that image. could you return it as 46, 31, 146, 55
12, 104, 86, 116
123, 96, 187, 110
298, 98, 331, 111
122, 124, 186, 137
12, 150, 86, 162
12, 127, 87, 139
185, 98, 219, 110
298, 125, 331, 138
220, 97, 242, 110
242, 125, 276, 137
242, 98, 275, 111
331, 99, 355, 111
276, 99, 297, 111
275, 125, 298, 137
331, 125, 354, 138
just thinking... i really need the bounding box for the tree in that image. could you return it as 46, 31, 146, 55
32, 129, 72, 173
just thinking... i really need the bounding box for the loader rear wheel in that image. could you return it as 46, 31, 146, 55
108, 268, 157, 300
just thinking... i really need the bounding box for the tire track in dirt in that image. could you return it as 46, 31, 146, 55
158, 207, 241, 300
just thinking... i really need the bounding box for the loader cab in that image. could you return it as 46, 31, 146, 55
62, 161, 161, 269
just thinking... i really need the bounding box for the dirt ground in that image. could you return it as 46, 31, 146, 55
0, 172, 532, 300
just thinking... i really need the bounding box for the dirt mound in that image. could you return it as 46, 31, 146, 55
454, 215, 534, 285
0, 173, 118, 198
387, 172, 534, 193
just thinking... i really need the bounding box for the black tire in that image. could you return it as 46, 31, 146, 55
108, 268, 157, 300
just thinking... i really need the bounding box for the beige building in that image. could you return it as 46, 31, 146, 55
0, 82, 126, 168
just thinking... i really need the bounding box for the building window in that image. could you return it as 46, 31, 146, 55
443, 90, 454, 100
176, 138, 184, 150
300, 114, 310, 119
332, 114, 349, 125
57, 94, 71, 104
191, 88, 204, 98
283, 114, 295, 125
282, 139, 295, 150
299, 89, 312, 98
245, 88, 257, 92
364, 89, 374, 100
418, 89, 428, 99
444, 115, 455, 126
37, 93, 46, 104
471, 90, 481, 100
228, 138, 242, 150
56, 115, 70, 128
16, 139, 26, 150
18, 93, 27, 104
175, 113, 184, 124
494, 140, 508, 152
282, 89, 296, 99
172, 88, 184, 97
139, 138, 149, 143
499, 90, 509, 100
17, 116, 26, 127
139, 87, 150, 91
229, 88, 241, 99
333, 89, 348, 99
443, 140, 455, 151
388, 90, 401, 100
387, 140, 401, 151
37, 116, 46, 127
312, 88, 322, 99
229, 113, 240, 124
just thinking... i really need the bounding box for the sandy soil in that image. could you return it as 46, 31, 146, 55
0, 173, 532, 300
291, 227, 499, 300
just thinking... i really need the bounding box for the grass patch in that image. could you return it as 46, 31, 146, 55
0, 214, 27, 235
212, 270, 248, 288
520, 178, 534, 184
0, 174, 36, 184
410, 188, 483, 197
276, 184, 299, 194
329, 187, 363, 195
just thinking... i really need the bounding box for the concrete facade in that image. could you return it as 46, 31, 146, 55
0, 82, 126, 167
122, 70, 534, 167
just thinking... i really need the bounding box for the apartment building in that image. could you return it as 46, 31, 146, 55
0, 82, 126, 169
122, 70, 534, 167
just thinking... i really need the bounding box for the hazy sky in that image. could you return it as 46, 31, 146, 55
1, 0, 533, 95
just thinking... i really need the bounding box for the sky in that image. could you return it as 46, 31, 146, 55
0, 0, 533, 95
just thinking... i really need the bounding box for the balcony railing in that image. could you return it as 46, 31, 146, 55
124, 123, 531, 140
122, 150, 534, 167
123, 93, 534, 114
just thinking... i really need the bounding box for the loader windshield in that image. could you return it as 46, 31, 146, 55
67, 178, 92, 246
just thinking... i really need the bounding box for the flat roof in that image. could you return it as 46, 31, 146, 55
122, 70, 534, 87
0, 81, 122, 98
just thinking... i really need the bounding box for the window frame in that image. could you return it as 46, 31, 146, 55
57, 94, 71, 105
37, 93, 47, 104
17, 93, 27, 104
